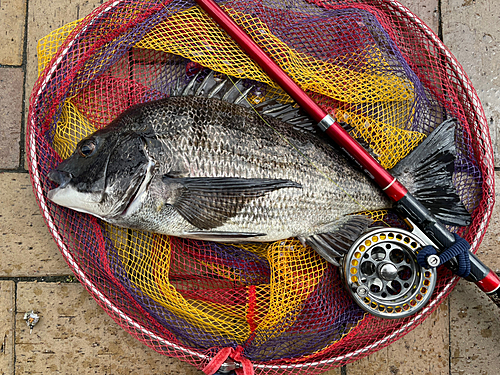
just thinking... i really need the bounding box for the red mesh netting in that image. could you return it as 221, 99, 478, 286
27, 0, 494, 373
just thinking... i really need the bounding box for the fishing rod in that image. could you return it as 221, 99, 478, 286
194, 0, 500, 311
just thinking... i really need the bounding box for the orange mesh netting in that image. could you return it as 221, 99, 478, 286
27, 0, 494, 373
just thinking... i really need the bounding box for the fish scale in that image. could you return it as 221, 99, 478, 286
130, 96, 383, 235
48, 74, 470, 265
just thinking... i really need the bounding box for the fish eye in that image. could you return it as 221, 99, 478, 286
78, 139, 96, 158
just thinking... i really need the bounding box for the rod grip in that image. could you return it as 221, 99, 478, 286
396, 192, 500, 302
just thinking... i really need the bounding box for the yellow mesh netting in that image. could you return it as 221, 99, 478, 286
251, 239, 327, 343
137, 7, 413, 103
107, 225, 253, 341
104, 224, 330, 344
40, 5, 426, 169
37, 20, 80, 75
38, 4, 426, 349
53, 101, 96, 159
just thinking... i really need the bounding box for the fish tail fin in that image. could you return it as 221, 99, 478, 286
390, 119, 471, 227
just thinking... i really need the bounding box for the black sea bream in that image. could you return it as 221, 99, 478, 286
48, 71, 470, 264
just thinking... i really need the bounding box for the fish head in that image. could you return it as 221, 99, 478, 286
47, 126, 154, 220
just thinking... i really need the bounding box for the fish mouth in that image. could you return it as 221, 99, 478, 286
47, 169, 72, 203
48, 169, 72, 189
46, 167, 107, 218
46, 180, 104, 219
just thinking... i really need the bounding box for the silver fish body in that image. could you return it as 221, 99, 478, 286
49, 96, 386, 241
48, 82, 470, 263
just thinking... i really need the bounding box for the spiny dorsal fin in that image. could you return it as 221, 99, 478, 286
253, 99, 315, 134
172, 68, 253, 107
172, 68, 315, 132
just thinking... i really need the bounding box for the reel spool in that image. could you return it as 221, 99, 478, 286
342, 227, 437, 319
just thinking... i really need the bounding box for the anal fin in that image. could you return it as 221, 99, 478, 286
185, 231, 267, 242
301, 215, 373, 267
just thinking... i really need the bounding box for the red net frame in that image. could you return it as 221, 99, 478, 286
27, 0, 494, 373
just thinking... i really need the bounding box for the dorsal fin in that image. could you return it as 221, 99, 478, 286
172, 67, 315, 133
253, 99, 315, 134
172, 69, 253, 107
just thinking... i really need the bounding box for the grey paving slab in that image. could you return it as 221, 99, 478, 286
0, 0, 26, 66
15, 282, 203, 375
24, 0, 103, 169
0, 68, 24, 170
450, 279, 500, 375
398, 0, 440, 35
0, 172, 70, 277
442, 0, 500, 166
474, 171, 500, 273
347, 298, 449, 375
0, 281, 15, 375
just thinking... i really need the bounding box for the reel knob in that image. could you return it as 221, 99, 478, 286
342, 227, 437, 319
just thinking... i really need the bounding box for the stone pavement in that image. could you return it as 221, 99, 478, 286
0, 0, 499, 374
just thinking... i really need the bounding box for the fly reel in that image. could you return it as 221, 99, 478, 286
342, 227, 437, 319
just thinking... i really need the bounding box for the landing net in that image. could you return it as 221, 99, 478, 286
27, 0, 494, 373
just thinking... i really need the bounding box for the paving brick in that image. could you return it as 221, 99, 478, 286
322, 366, 342, 374
0, 172, 69, 277
0, 0, 26, 65
398, 0, 440, 35
442, 0, 500, 166
0, 281, 15, 374
450, 279, 500, 375
474, 171, 500, 273
347, 299, 449, 375
25, 0, 102, 116
15, 282, 203, 374
0, 68, 24, 169
24, 0, 103, 170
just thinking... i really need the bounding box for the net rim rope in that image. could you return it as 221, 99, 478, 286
27, 0, 495, 372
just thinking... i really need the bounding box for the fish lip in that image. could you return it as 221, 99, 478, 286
48, 169, 73, 189
47, 187, 59, 202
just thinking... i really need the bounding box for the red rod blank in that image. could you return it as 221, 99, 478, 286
194, 0, 407, 201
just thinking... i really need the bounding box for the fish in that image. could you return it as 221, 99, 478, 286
47, 70, 471, 266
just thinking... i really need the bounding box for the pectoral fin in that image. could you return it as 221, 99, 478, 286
163, 176, 301, 230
